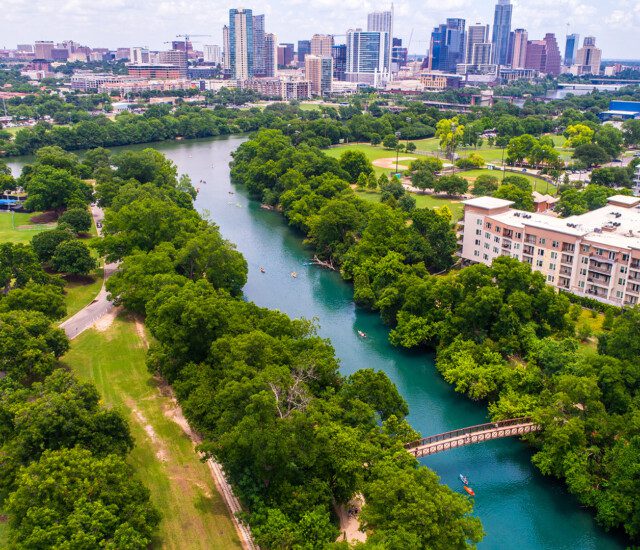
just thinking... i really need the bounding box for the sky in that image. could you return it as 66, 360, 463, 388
1, 0, 639, 59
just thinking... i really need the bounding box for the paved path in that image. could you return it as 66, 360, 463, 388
59, 205, 118, 340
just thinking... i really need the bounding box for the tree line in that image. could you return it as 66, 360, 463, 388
0, 152, 159, 547
231, 130, 640, 543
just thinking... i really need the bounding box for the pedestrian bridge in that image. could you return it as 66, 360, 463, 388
405, 418, 541, 458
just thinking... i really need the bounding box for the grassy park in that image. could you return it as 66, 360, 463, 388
356, 190, 464, 220
0, 211, 54, 243
63, 315, 242, 550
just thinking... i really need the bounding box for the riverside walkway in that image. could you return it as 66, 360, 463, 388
405, 418, 541, 458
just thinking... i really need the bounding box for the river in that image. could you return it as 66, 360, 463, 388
6, 136, 626, 549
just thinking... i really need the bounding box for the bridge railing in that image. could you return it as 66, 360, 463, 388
404, 417, 535, 450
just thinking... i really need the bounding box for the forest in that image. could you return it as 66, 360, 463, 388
231, 129, 640, 542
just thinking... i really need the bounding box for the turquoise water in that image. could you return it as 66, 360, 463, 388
6, 137, 626, 549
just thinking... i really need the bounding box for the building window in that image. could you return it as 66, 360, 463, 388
580, 268, 587, 276
550, 263, 556, 271
538, 249, 545, 256
552, 241, 559, 248
494, 236, 500, 243
485, 243, 490, 249
496, 226, 501, 233
540, 238, 546, 245
609, 251, 616, 260
476, 229, 482, 236
474, 250, 480, 257
486, 222, 492, 229
475, 239, 481, 245
579, 281, 585, 288
485, 232, 490, 239
581, 245, 590, 253
619, 278, 626, 285
547, 275, 554, 283
536, 260, 543, 267
477, 219, 483, 225
493, 247, 499, 254
621, 267, 627, 274
550, 252, 558, 259
582, 257, 589, 264
514, 244, 520, 250
616, 291, 623, 299
622, 254, 629, 261
483, 254, 488, 261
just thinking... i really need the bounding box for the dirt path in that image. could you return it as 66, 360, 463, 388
335, 495, 367, 544
157, 378, 258, 550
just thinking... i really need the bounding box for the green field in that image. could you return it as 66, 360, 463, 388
0, 211, 53, 243
460, 169, 556, 194
62, 268, 104, 320
356, 190, 464, 220
63, 315, 242, 550
326, 143, 418, 176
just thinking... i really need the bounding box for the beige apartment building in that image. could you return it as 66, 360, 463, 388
459, 196, 640, 306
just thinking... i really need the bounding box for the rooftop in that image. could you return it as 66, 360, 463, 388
462, 197, 514, 210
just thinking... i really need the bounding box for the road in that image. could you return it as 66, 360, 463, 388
59, 205, 118, 340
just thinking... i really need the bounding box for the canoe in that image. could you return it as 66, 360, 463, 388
464, 486, 475, 497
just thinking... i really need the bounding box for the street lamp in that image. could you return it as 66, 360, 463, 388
395, 131, 402, 175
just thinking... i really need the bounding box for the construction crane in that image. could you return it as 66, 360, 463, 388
176, 34, 211, 50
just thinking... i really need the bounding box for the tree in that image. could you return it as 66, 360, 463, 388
456, 153, 485, 170
472, 174, 499, 196
622, 119, 640, 146
356, 172, 368, 189
58, 207, 92, 233
51, 240, 97, 275
0, 282, 66, 319
595, 126, 624, 159
411, 166, 436, 191
370, 133, 381, 146
410, 208, 458, 272
0, 242, 46, 293
493, 184, 534, 211
506, 134, 538, 165
31, 228, 74, 263
382, 133, 399, 149
435, 117, 465, 160
338, 150, 374, 182
405, 142, 416, 152
573, 143, 610, 167
6, 448, 159, 549
112, 148, 178, 186
22, 165, 91, 212
590, 167, 634, 188
434, 175, 468, 196
564, 124, 595, 148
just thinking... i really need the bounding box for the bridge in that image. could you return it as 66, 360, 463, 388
405, 418, 541, 458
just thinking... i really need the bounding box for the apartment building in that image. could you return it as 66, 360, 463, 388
459, 195, 640, 306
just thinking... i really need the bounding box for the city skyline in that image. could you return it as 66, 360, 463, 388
1, 0, 639, 59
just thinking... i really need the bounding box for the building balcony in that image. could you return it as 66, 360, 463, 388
502, 242, 512, 250
588, 264, 612, 276
503, 230, 514, 239
559, 267, 572, 276
561, 254, 574, 265
586, 286, 608, 299
525, 235, 536, 245
523, 245, 534, 256
631, 260, 640, 270
562, 243, 576, 253
626, 284, 640, 295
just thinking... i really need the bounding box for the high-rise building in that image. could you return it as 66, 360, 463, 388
524, 33, 561, 76
511, 29, 528, 69
305, 55, 333, 95
575, 36, 602, 75
542, 33, 562, 76
332, 44, 347, 81
253, 14, 266, 76
465, 24, 490, 64
223, 25, 231, 72
429, 18, 466, 73
298, 40, 311, 65
278, 43, 294, 67
130, 47, 150, 64
17, 44, 33, 53
34, 41, 54, 60
229, 8, 254, 80
367, 9, 393, 75
311, 34, 334, 57
264, 33, 278, 77
392, 38, 408, 70
492, 0, 512, 65
564, 33, 579, 66
159, 49, 188, 77
345, 29, 389, 84
203, 45, 222, 64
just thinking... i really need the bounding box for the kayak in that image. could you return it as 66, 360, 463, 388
464, 486, 475, 497
357, 330, 367, 338
459, 474, 469, 485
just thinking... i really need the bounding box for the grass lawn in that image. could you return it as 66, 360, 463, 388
460, 169, 557, 194
326, 144, 418, 176
356, 190, 464, 220
0, 211, 53, 244
62, 268, 104, 320
63, 315, 242, 550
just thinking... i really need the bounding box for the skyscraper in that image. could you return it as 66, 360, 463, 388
298, 40, 311, 65
511, 29, 528, 69
203, 45, 222, 65
223, 25, 230, 73
159, 50, 188, 77
34, 41, 54, 60
264, 33, 277, 77
332, 44, 347, 80
542, 33, 561, 76
465, 24, 490, 65
278, 43, 294, 67
253, 14, 266, 76
311, 35, 334, 57
229, 8, 254, 80
492, 0, 512, 65
130, 47, 149, 64
575, 36, 602, 75
345, 29, 389, 85
305, 55, 333, 95
367, 9, 393, 75
428, 18, 466, 73
564, 33, 579, 66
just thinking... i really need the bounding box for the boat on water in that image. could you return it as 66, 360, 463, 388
464, 486, 475, 497
357, 330, 367, 338
260, 267, 266, 273
459, 474, 469, 485
290, 271, 298, 278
